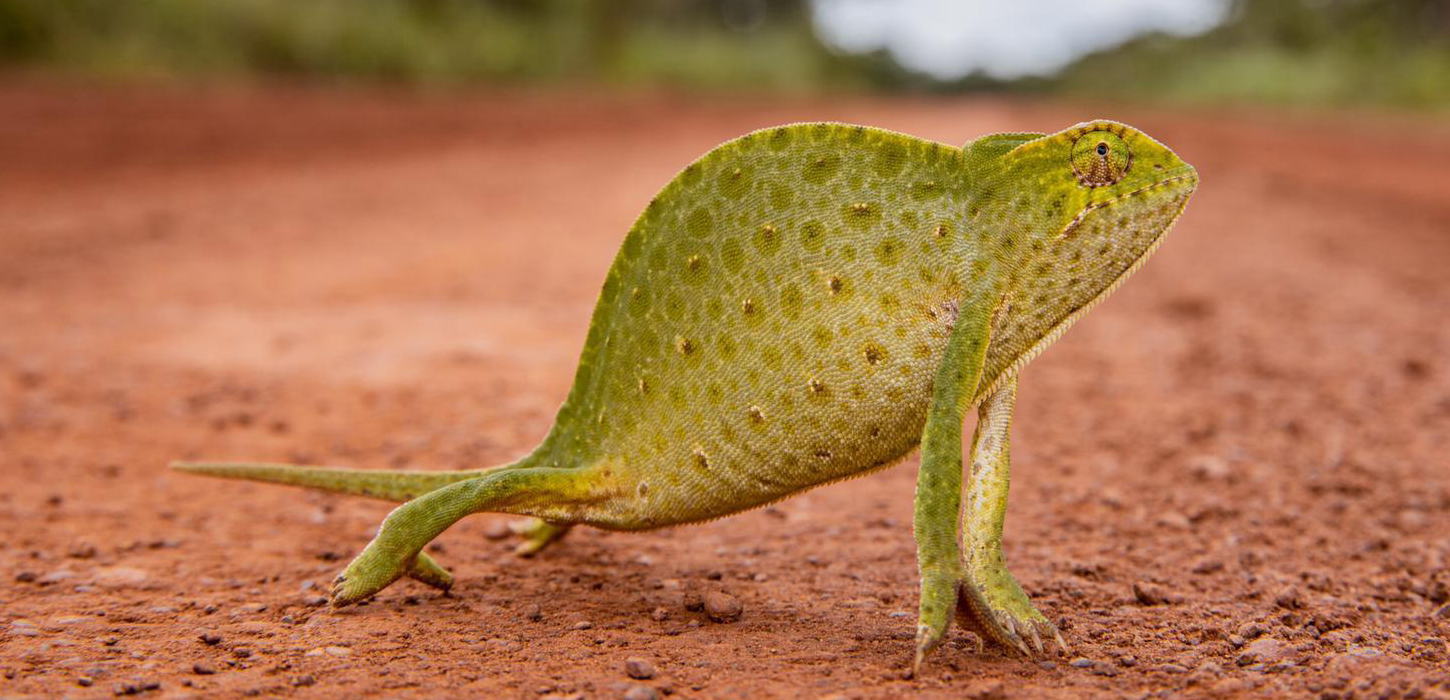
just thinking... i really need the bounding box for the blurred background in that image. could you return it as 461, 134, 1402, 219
0, 0, 1446, 108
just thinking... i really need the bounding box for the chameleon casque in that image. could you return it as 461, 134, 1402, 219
174, 119, 1197, 672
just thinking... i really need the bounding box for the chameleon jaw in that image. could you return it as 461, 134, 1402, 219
1055, 169, 1199, 241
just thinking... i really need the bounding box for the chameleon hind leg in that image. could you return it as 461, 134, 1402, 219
406, 551, 454, 591
332, 467, 589, 605
507, 518, 573, 557
955, 376, 1066, 655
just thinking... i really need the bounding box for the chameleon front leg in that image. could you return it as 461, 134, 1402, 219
956, 375, 1066, 655
912, 292, 997, 675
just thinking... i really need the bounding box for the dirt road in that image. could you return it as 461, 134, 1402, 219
1, 82, 1448, 698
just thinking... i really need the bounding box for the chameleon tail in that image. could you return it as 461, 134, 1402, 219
169, 461, 513, 502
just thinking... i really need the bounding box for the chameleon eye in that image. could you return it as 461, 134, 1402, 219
1071, 130, 1130, 187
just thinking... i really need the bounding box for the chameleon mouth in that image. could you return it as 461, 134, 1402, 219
1056, 166, 1197, 241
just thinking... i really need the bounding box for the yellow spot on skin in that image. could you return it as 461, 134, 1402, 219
741, 298, 757, 314
754, 223, 781, 255
827, 276, 843, 295
933, 224, 948, 238
638, 377, 649, 394
807, 378, 827, 395
850, 202, 871, 214
675, 336, 695, 355
747, 406, 766, 424
686, 255, 702, 271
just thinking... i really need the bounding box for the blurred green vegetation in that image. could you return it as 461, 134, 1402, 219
0, 0, 858, 90
1048, 0, 1450, 110
0, 0, 1445, 109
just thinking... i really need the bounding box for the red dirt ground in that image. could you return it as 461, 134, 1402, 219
1, 81, 1448, 699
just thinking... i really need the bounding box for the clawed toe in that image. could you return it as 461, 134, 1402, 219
329, 575, 358, 607
958, 577, 1067, 659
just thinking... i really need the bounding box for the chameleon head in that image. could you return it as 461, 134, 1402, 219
1032, 119, 1195, 255
988, 120, 1198, 299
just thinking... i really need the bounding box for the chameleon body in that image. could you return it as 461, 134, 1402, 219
174, 120, 1197, 671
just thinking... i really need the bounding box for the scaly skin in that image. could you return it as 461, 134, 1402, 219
172, 120, 1197, 673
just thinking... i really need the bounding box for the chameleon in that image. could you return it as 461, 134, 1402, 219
173, 119, 1197, 673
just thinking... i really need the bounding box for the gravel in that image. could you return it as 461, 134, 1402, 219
703, 591, 742, 622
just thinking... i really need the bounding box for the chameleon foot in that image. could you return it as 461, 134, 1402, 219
406, 551, 454, 592
508, 517, 573, 557
909, 566, 961, 677
956, 563, 1066, 656
331, 547, 459, 604
330, 543, 415, 606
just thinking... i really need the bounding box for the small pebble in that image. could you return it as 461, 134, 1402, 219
483, 521, 511, 540
113, 680, 161, 696
1190, 559, 1224, 574
192, 663, 216, 676
682, 591, 704, 612
1069, 657, 1094, 668
40, 570, 76, 585
571, 621, 594, 631
703, 591, 742, 622
77, 677, 94, 687
524, 604, 543, 622
624, 657, 657, 680
1237, 637, 1289, 666
622, 684, 660, 700
1132, 581, 1182, 606
14, 571, 37, 583
69, 543, 98, 559
1273, 587, 1302, 609
292, 675, 316, 687
198, 631, 223, 646
649, 607, 669, 622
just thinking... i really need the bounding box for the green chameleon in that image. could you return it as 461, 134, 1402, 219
174, 120, 1197, 673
